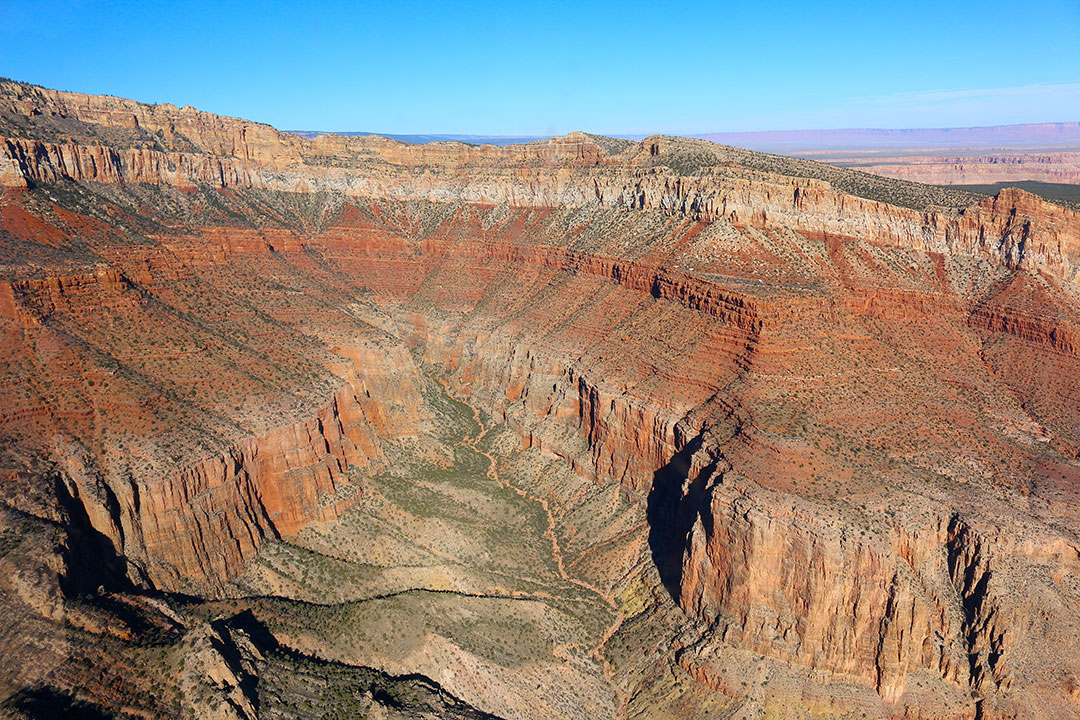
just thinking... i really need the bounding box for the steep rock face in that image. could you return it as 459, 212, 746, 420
1, 137, 264, 190
6, 310, 414, 593
670, 431, 977, 709
680, 494, 966, 702
114, 386, 372, 592
663, 410, 1080, 720
946, 518, 1009, 696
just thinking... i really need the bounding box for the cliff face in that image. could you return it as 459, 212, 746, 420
3, 79, 1078, 279
4, 136, 1078, 277
0, 207, 429, 593
680, 502, 968, 700
56, 385, 372, 592
2, 80, 1080, 720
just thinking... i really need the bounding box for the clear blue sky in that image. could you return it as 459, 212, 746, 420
2, 0, 1079, 135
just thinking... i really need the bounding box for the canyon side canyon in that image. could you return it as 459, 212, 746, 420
2, 79, 1080, 720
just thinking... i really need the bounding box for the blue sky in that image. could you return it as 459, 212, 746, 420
2, 0, 1079, 135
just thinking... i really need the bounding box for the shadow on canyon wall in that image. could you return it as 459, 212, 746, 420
647, 434, 717, 604
4, 686, 115, 720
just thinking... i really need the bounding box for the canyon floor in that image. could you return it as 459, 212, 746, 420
2, 79, 1080, 720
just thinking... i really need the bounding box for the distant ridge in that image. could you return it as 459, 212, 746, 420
288, 130, 548, 146
288, 123, 1080, 152
693, 122, 1080, 152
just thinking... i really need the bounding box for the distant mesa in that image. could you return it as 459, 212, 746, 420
693, 121, 1080, 153
287, 122, 1080, 153
288, 130, 550, 146
285, 123, 1080, 192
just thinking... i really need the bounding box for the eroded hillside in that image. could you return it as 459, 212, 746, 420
2, 79, 1080, 720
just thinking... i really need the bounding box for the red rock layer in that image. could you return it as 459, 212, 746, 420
74, 386, 373, 593
0, 212, 427, 593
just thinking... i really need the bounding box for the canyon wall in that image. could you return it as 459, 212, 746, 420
3, 78, 1079, 279
0, 220, 429, 593
4, 134, 1079, 276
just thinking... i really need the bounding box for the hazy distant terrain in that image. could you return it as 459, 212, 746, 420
290, 123, 1080, 198
694, 123, 1080, 192
694, 122, 1080, 152
288, 130, 548, 146
291, 122, 1080, 152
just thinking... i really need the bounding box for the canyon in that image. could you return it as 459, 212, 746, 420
1, 78, 1080, 720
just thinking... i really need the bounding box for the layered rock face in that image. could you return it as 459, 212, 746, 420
0, 189, 428, 592
2, 79, 1080, 719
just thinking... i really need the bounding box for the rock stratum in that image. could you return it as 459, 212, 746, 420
1, 79, 1080, 720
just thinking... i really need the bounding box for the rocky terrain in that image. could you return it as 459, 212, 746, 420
1, 79, 1080, 719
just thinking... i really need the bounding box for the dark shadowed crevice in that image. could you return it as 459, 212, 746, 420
51, 473, 134, 597
223, 610, 507, 720
647, 433, 716, 604
3, 686, 115, 720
